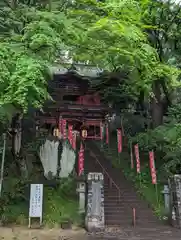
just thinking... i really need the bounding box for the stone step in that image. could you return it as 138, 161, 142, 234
85, 141, 160, 228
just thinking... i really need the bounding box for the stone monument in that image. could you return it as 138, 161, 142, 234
85, 172, 104, 231
169, 175, 181, 228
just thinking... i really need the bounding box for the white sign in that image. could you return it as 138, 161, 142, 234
29, 184, 43, 218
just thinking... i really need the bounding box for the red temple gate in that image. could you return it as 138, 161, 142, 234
35, 70, 110, 140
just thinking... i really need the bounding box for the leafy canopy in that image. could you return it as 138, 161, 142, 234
0, 0, 180, 122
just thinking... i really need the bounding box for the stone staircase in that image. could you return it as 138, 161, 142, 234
85, 140, 160, 227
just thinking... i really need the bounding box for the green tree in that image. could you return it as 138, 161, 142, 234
0, 0, 78, 123
67, 0, 180, 127
142, 0, 181, 127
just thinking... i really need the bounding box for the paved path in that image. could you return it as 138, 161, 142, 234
86, 226, 181, 239
0, 225, 180, 239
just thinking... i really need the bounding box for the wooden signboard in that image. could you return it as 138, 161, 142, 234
29, 184, 43, 228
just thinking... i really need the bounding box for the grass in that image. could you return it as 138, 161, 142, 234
97, 140, 166, 219
0, 177, 82, 227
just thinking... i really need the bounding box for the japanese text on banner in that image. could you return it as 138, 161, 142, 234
62, 119, 67, 139
134, 144, 140, 173
149, 151, 157, 184
78, 144, 84, 176
117, 129, 122, 153
68, 125, 73, 146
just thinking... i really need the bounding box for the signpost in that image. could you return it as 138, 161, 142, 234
29, 184, 43, 228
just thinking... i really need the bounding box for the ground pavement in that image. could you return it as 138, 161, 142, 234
0, 226, 180, 240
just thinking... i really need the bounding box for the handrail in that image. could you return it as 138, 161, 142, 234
88, 148, 120, 201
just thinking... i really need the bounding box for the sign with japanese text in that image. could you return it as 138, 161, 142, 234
134, 144, 140, 173
68, 125, 73, 146
149, 151, 157, 184
117, 129, 122, 153
78, 143, 84, 176
29, 184, 43, 218
62, 119, 67, 139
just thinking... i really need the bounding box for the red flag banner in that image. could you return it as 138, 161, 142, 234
149, 151, 157, 184
117, 129, 122, 153
106, 125, 109, 144
68, 125, 73, 146
78, 143, 84, 176
62, 119, 67, 140
134, 144, 140, 173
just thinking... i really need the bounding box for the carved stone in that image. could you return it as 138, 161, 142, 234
169, 175, 181, 228
85, 172, 104, 232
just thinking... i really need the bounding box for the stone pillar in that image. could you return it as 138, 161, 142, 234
85, 172, 104, 232
76, 182, 86, 213
162, 185, 170, 214
169, 175, 181, 228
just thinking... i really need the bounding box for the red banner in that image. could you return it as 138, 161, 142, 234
149, 151, 157, 184
117, 129, 122, 153
72, 133, 76, 150
68, 125, 73, 146
62, 119, 67, 140
106, 125, 109, 144
134, 144, 140, 173
78, 143, 84, 176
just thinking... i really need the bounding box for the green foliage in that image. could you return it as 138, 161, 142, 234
44, 177, 81, 227
0, 1, 78, 122
131, 119, 181, 176
0, 0, 180, 128
0, 176, 80, 226
67, 0, 180, 106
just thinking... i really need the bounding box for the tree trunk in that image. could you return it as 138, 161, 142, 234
151, 81, 164, 128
